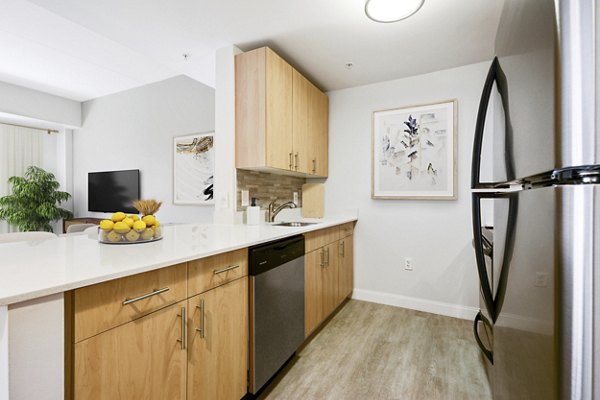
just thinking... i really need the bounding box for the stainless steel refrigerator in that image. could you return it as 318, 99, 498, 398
470, 0, 599, 399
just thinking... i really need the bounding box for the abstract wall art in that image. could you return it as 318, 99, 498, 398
372, 100, 457, 200
173, 132, 215, 205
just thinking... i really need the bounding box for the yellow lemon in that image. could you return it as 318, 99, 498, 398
112, 211, 126, 222
113, 221, 130, 234
133, 220, 147, 232
123, 217, 134, 228
99, 220, 114, 231
128, 214, 140, 221
141, 227, 154, 240
153, 226, 162, 239
106, 230, 122, 242
154, 220, 160, 228
142, 215, 156, 227
126, 230, 140, 242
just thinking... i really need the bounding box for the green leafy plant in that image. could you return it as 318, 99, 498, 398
0, 166, 73, 232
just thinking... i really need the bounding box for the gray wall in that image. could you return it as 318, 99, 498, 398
324, 61, 490, 318
73, 75, 215, 224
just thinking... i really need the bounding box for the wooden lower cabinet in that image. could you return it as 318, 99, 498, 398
305, 233, 354, 338
74, 301, 187, 400
187, 277, 248, 400
337, 235, 354, 304
304, 243, 340, 338
305, 249, 323, 337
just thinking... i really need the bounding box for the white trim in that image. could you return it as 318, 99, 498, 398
351, 288, 478, 320
0, 306, 8, 400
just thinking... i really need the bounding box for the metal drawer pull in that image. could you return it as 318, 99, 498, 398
122, 287, 170, 305
177, 307, 186, 350
294, 153, 299, 170
289, 152, 293, 169
325, 247, 330, 265
320, 249, 325, 267
213, 264, 240, 275
196, 299, 205, 338
340, 241, 345, 257
312, 159, 316, 173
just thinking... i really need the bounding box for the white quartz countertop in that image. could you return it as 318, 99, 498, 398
0, 216, 357, 306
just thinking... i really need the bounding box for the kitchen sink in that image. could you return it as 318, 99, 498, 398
272, 222, 318, 227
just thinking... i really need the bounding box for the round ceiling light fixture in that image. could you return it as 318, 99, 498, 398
364, 0, 425, 23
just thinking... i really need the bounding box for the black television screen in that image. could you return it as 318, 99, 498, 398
88, 169, 140, 214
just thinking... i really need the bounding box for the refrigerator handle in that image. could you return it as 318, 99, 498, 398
472, 194, 495, 317
473, 311, 493, 364
471, 57, 499, 189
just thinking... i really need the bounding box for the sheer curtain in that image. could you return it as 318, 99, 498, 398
0, 124, 44, 233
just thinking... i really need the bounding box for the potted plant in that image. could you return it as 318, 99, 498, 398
0, 166, 73, 232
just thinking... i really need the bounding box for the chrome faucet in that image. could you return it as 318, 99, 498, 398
267, 199, 297, 223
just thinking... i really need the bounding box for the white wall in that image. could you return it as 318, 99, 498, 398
0, 81, 81, 127
73, 75, 215, 224
8, 294, 64, 400
324, 62, 491, 319
213, 45, 242, 224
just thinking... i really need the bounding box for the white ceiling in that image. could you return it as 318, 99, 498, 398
2, 0, 503, 101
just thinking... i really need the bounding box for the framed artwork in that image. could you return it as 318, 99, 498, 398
173, 132, 214, 205
372, 100, 458, 200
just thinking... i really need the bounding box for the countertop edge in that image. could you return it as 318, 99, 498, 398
0, 217, 357, 306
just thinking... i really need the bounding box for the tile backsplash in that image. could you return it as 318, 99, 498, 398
236, 170, 305, 211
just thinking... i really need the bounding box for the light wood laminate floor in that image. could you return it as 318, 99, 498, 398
259, 300, 491, 400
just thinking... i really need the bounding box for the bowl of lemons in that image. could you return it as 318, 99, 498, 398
98, 211, 162, 244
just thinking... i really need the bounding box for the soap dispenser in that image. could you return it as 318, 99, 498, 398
246, 197, 260, 225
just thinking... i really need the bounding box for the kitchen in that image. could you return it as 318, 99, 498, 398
0, 0, 598, 399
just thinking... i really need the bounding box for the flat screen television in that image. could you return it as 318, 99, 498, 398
88, 169, 140, 214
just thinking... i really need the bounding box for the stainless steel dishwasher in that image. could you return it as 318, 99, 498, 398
249, 235, 305, 395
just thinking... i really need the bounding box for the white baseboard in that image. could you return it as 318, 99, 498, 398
351, 289, 478, 321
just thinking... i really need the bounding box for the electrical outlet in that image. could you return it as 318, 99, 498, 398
404, 257, 413, 271
534, 272, 548, 287
241, 190, 250, 207
293, 191, 299, 205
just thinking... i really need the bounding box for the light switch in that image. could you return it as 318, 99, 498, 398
241, 190, 250, 207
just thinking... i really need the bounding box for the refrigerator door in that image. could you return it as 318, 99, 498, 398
472, 0, 557, 189
491, 186, 556, 400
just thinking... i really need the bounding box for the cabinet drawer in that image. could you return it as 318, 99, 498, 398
188, 249, 248, 296
73, 263, 187, 343
339, 222, 354, 238
304, 226, 340, 253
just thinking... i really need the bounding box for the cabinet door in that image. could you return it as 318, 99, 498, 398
321, 243, 338, 318
337, 235, 354, 305
188, 277, 248, 400
308, 82, 329, 177
292, 69, 309, 174
265, 48, 293, 171
305, 248, 324, 337
74, 301, 187, 400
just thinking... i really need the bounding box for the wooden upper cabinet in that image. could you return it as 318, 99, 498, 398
308, 81, 329, 177
236, 46, 328, 177
292, 69, 309, 174
265, 48, 293, 171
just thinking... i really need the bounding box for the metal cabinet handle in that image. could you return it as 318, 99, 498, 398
289, 152, 293, 169
312, 159, 316, 173
213, 264, 240, 275
325, 247, 330, 266
473, 311, 493, 363
294, 153, 299, 171
122, 287, 170, 305
196, 299, 205, 338
320, 249, 325, 267
177, 307, 186, 350
340, 241, 345, 257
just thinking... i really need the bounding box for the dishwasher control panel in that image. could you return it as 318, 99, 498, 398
248, 235, 305, 276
